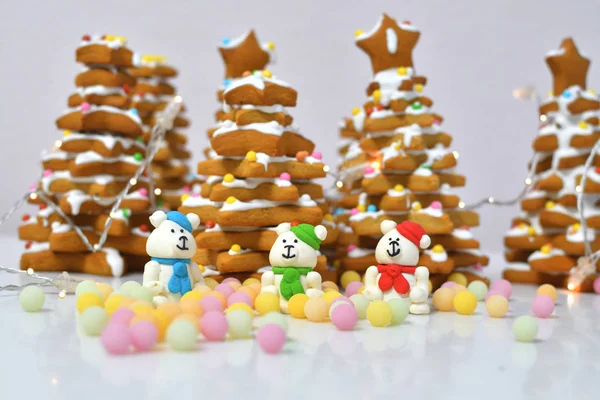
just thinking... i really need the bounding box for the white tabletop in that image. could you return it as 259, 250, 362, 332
1, 235, 598, 400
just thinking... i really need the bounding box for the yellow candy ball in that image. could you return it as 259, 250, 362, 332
394, 184, 404, 192
589, 89, 596, 95
357, 204, 366, 212
372, 89, 381, 103
447, 272, 468, 287
262, 69, 272, 78
255, 292, 280, 315
354, 29, 364, 37
243, 278, 260, 287
453, 291, 477, 315
304, 297, 329, 322
181, 291, 202, 302
527, 226, 536, 235
397, 67, 408, 76
541, 244, 552, 254
432, 244, 445, 254
412, 202, 422, 211
289, 293, 309, 319
223, 173, 235, 183
324, 213, 334, 222
193, 285, 212, 295
226, 302, 254, 319
351, 107, 361, 116
340, 270, 361, 289
180, 193, 190, 203
432, 288, 455, 312
485, 295, 508, 318
156, 302, 182, 321
536, 284, 557, 302
578, 121, 588, 129
153, 309, 170, 341
104, 293, 126, 316
545, 201, 555, 210
322, 281, 339, 292
204, 278, 218, 289
76, 292, 103, 314
321, 290, 343, 306
246, 151, 257, 162
357, 286, 365, 294
230, 244, 242, 253
130, 300, 154, 315
95, 283, 114, 303
428, 279, 432, 294
225, 196, 237, 204
63, 129, 71, 137
266, 41, 275, 50
323, 288, 337, 294
414, 84, 423, 93
367, 300, 392, 327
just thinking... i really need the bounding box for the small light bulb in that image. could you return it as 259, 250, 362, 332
26, 268, 34, 275
576, 185, 583, 193
110, 212, 118, 219
567, 283, 575, 291
524, 178, 532, 185
51, 378, 58, 385
29, 193, 38, 200
154, 188, 162, 196
540, 115, 547, 122
93, 244, 101, 251
452, 151, 459, 160
54, 140, 62, 148
458, 201, 465, 209
488, 197, 495, 204
129, 178, 137, 185
336, 181, 343, 188
58, 290, 66, 299
323, 165, 330, 173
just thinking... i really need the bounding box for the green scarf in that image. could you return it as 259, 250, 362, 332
272, 266, 313, 300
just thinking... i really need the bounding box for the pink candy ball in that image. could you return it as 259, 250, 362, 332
532, 295, 554, 318
130, 321, 158, 351
257, 324, 286, 354
81, 102, 91, 112
183, 186, 191, 193
311, 151, 322, 160
227, 291, 252, 307
215, 283, 235, 299
331, 303, 358, 331
347, 244, 357, 252
350, 208, 359, 216
279, 172, 291, 181
110, 308, 135, 326
192, 193, 200, 198
491, 279, 512, 298
43, 169, 52, 177
331, 296, 353, 308
594, 277, 600, 294
485, 289, 506, 302
222, 277, 240, 285
441, 281, 457, 289
199, 296, 224, 313
364, 166, 374, 174
345, 281, 364, 297
138, 188, 148, 197
101, 323, 132, 355
430, 201, 442, 210
200, 311, 228, 341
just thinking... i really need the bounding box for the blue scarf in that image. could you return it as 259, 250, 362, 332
152, 257, 192, 296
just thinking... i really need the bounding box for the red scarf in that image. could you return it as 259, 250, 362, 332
377, 264, 417, 294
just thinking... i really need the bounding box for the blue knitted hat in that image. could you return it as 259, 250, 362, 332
166, 211, 192, 232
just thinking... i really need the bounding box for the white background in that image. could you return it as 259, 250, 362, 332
1, 0, 599, 259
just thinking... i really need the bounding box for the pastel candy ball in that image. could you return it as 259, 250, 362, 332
257, 324, 286, 354
104, 293, 126, 316
367, 300, 392, 327
130, 286, 153, 303
321, 290, 343, 306
345, 281, 364, 297
594, 277, 600, 294
350, 294, 369, 319
226, 302, 254, 319
447, 273, 468, 287
388, 298, 410, 325
19, 286, 46, 312
200, 311, 228, 341
340, 270, 361, 289
485, 295, 508, 318
432, 288, 455, 312
166, 319, 198, 351
111, 307, 136, 326
80, 306, 109, 336
199, 296, 224, 313
311, 151, 322, 160
156, 302, 182, 321
207, 291, 227, 308
101, 323, 132, 355
512, 315, 538, 342
485, 289, 506, 302
452, 284, 467, 294
215, 283, 235, 299
226, 309, 253, 338
227, 291, 252, 308
95, 283, 114, 302
467, 280, 488, 301
288, 293, 309, 319
175, 313, 200, 332
75, 280, 100, 298
536, 284, 557, 302
255, 292, 280, 315
304, 297, 329, 322
222, 277, 241, 285
531, 295, 554, 318
491, 279, 512, 298
76, 292, 103, 314
322, 281, 340, 292
119, 281, 141, 297
331, 303, 358, 331
130, 321, 158, 351
182, 291, 202, 302
226, 281, 242, 291
243, 278, 260, 286
204, 278, 218, 289
180, 299, 204, 318
130, 301, 154, 316
257, 312, 289, 332
453, 291, 477, 315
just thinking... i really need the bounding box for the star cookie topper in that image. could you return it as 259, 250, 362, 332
355, 14, 420, 74
218, 30, 275, 79
546, 37, 590, 95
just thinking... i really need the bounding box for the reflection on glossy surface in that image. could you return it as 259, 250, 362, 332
0, 249, 598, 399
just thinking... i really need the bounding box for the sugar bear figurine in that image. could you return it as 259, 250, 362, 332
261, 222, 327, 313
363, 220, 431, 314
143, 210, 205, 305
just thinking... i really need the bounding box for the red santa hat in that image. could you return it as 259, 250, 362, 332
396, 221, 431, 249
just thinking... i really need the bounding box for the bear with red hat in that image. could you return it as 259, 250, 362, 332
363, 220, 431, 314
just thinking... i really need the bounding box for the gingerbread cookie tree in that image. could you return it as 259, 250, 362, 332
19, 35, 155, 276
129, 55, 193, 209
329, 15, 489, 289
179, 31, 336, 282
503, 38, 600, 291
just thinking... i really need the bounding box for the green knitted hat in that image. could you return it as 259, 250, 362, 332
290, 223, 321, 250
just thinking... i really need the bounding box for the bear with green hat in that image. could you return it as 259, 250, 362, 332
261, 221, 328, 314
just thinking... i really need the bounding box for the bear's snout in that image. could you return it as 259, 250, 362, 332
176, 235, 189, 251
282, 245, 296, 260
386, 240, 401, 257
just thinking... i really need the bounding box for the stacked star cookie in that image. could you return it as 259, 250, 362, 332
19, 35, 155, 276
128, 55, 193, 209
328, 15, 489, 289
179, 31, 336, 282
503, 38, 600, 291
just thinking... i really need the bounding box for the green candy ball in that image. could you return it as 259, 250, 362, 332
166, 320, 197, 351
80, 306, 109, 336
19, 286, 46, 312
119, 281, 141, 297
388, 298, 410, 325
467, 281, 489, 301
226, 310, 253, 338
257, 312, 288, 332
130, 286, 153, 303
75, 280, 100, 299
512, 315, 538, 342
350, 294, 369, 320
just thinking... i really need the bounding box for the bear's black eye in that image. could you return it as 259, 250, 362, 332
180, 229, 183, 233
294, 239, 298, 243
171, 229, 175, 233
283, 239, 286, 243
389, 237, 392, 241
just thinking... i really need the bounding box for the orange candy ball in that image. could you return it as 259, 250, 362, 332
432, 288, 455, 312
227, 281, 242, 291
156, 302, 182, 321
180, 299, 204, 318
322, 281, 339, 292
304, 297, 328, 322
